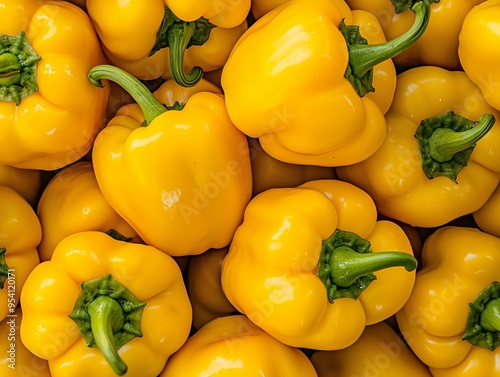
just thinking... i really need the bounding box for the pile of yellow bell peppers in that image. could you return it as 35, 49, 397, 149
1, 0, 500, 376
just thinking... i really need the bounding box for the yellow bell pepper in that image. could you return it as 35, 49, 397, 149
396, 226, 500, 376
336, 66, 500, 228
0, 163, 44, 208
459, 0, 500, 112
0, 0, 110, 170
187, 246, 237, 330
346, 0, 484, 70
310, 321, 432, 376
159, 314, 319, 376
221, 179, 417, 350
86, 0, 249, 85
89, 65, 252, 257
221, 0, 432, 167
36, 161, 141, 262
251, 0, 290, 19
0, 185, 41, 322
473, 182, 500, 238
0, 307, 51, 377
248, 138, 336, 196
20, 230, 192, 377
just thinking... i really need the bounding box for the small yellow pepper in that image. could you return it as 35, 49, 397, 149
20, 231, 192, 377
221, 179, 417, 350
187, 246, 237, 330
0, 0, 110, 170
248, 138, 336, 196
0, 164, 44, 208
0, 307, 51, 377
336, 66, 500, 227
396, 226, 500, 376
473, 182, 500, 238
221, 0, 431, 167
90, 65, 253, 257
36, 161, 141, 262
86, 0, 249, 85
459, 0, 500, 112
159, 315, 319, 376
0, 186, 41, 322
310, 321, 432, 377
346, 0, 485, 70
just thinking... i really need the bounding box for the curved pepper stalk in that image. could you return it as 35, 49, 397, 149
150, 7, 216, 87
463, 281, 500, 351
0, 247, 8, 289
317, 229, 417, 302
390, 0, 440, 14
0, 31, 41, 105
69, 273, 146, 376
343, 0, 432, 96
414, 111, 495, 182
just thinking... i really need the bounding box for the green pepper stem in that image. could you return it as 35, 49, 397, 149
87, 296, 127, 376
0, 52, 21, 86
348, 0, 430, 78
429, 113, 495, 163
88, 64, 166, 126
330, 246, 417, 287
0, 248, 8, 289
168, 21, 203, 87
479, 298, 500, 332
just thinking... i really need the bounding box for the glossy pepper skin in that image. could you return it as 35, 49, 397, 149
0, 164, 44, 208
36, 161, 141, 262
90, 66, 252, 257
336, 66, 500, 228
396, 226, 500, 376
346, 0, 484, 70
159, 315, 319, 377
310, 321, 432, 377
0, 307, 52, 377
187, 246, 236, 330
86, 0, 249, 84
0, 0, 110, 170
20, 231, 192, 377
221, 0, 433, 167
473, 182, 500, 238
0, 186, 41, 322
248, 138, 336, 197
221, 179, 417, 350
459, 0, 500, 112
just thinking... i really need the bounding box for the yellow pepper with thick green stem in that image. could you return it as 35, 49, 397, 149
159, 315, 319, 376
0, 0, 110, 170
346, 0, 484, 70
221, 179, 417, 350
0, 185, 41, 322
36, 161, 141, 262
20, 231, 192, 377
459, 0, 500, 112
0, 307, 52, 377
336, 66, 500, 227
221, 0, 432, 167
86, 0, 249, 85
89, 65, 252, 257
310, 321, 432, 376
396, 226, 500, 376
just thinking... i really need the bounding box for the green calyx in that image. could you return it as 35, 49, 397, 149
0, 247, 8, 289
89, 64, 167, 126
0, 31, 41, 105
414, 111, 495, 182
106, 229, 133, 242
463, 281, 500, 351
150, 7, 215, 87
69, 274, 146, 376
317, 230, 417, 303
342, 0, 431, 97
390, 0, 440, 14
